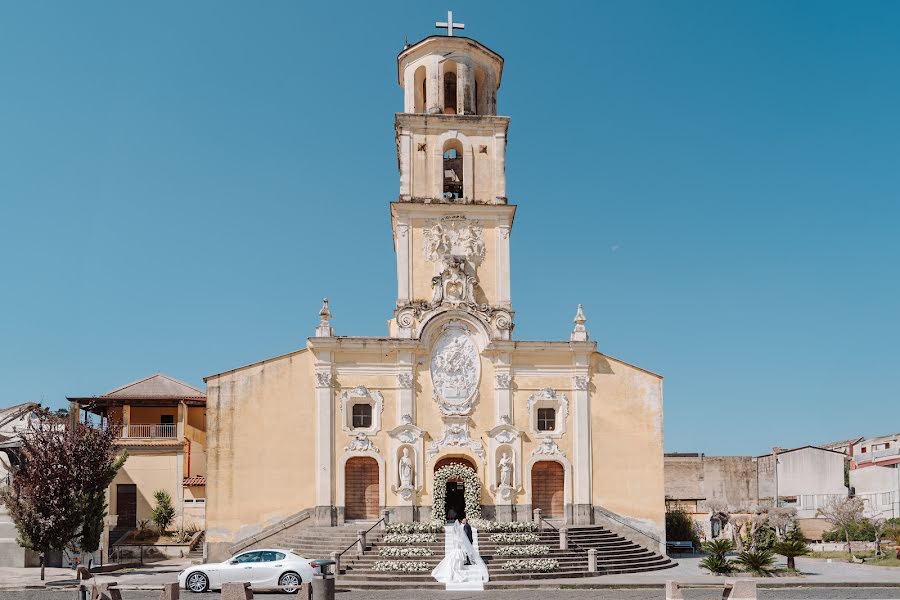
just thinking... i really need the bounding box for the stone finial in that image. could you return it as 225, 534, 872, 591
315, 298, 334, 337
570, 303, 589, 342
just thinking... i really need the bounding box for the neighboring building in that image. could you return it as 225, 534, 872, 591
204, 29, 667, 562
664, 453, 758, 515
851, 433, 900, 470
757, 446, 848, 531
0, 402, 40, 567
67, 373, 207, 548
823, 433, 900, 519
665, 446, 847, 541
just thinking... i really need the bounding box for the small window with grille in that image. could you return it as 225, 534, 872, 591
537, 408, 556, 432
352, 403, 373, 429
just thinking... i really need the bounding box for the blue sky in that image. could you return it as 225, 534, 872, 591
1, 1, 897, 455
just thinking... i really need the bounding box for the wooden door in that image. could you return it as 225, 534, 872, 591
345, 457, 379, 520
531, 461, 564, 518
116, 484, 137, 527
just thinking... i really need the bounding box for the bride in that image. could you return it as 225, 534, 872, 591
431, 520, 488, 584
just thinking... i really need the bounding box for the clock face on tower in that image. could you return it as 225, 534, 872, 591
430, 322, 480, 415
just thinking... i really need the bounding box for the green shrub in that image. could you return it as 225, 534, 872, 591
734, 549, 776, 576
699, 553, 735, 574
665, 509, 700, 547
151, 490, 176, 534
823, 519, 876, 542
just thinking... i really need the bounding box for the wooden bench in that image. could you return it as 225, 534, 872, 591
665, 540, 694, 553
666, 580, 756, 600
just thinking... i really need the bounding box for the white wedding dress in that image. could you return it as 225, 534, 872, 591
431, 522, 489, 590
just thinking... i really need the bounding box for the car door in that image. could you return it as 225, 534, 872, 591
221, 551, 259, 586
250, 551, 284, 587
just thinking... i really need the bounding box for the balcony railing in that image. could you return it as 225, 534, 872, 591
120, 423, 177, 439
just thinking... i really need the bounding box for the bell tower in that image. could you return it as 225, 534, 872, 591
390, 18, 515, 341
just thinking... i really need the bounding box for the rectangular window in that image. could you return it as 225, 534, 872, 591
352, 403, 373, 429
537, 408, 556, 432
160, 414, 175, 425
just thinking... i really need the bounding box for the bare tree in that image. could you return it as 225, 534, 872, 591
870, 515, 887, 557
729, 514, 748, 553
768, 506, 797, 540
817, 496, 864, 555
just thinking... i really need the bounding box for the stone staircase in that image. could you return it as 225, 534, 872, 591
189, 532, 206, 563
334, 525, 675, 589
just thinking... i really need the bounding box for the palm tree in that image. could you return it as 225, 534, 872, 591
701, 538, 735, 557
734, 549, 776, 576
772, 539, 809, 570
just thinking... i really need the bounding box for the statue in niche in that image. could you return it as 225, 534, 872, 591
498, 452, 513, 487
398, 447, 414, 488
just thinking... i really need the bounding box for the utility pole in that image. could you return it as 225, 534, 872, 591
772, 447, 779, 509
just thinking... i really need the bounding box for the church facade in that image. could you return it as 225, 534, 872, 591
205, 32, 666, 561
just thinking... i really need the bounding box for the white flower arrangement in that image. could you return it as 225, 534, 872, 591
372, 560, 431, 572
501, 558, 559, 572
495, 544, 550, 556
431, 463, 482, 522
488, 532, 540, 544
383, 532, 438, 545
467, 518, 538, 533
385, 522, 443, 534
378, 546, 434, 558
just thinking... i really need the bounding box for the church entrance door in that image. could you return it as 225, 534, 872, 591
445, 481, 466, 520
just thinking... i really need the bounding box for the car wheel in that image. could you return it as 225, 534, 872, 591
186, 571, 209, 593
278, 571, 302, 594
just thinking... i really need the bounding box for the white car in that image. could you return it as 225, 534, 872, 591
178, 549, 317, 593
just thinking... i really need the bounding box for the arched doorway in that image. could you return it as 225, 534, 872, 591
434, 456, 476, 520
345, 457, 379, 520
531, 460, 564, 518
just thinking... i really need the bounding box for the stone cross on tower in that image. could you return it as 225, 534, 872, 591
435, 10, 465, 36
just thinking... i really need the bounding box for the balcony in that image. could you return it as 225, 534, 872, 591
120, 423, 177, 439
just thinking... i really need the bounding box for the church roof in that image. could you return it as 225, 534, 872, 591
397, 35, 504, 87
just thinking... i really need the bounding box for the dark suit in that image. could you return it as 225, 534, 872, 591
463, 523, 473, 543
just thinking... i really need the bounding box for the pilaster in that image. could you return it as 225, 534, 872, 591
314, 356, 335, 521
572, 353, 593, 524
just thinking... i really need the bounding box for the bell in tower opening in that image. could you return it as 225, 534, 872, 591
443, 140, 463, 200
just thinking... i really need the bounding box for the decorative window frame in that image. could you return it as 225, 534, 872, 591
527, 388, 568, 439
339, 385, 384, 435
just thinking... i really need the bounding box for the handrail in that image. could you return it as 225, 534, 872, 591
335, 518, 385, 560
538, 517, 592, 556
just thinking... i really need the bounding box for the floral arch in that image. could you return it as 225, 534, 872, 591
431, 463, 482, 522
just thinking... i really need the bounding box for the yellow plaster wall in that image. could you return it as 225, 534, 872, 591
590, 353, 665, 533
129, 406, 177, 424
205, 350, 317, 545
110, 452, 180, 523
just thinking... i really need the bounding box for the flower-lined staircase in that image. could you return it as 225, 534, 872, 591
330, 525, 675, 589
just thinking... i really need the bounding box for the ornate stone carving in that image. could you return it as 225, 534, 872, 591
345, 432, 378, 453
527, 387, 569, 438
495, 373, 511, 389
430, 322, 480, 416
427, 421, 485, 461
532, 438, 563, 457
314, 371, 333, 389
574, 375, 588, 391
397, 373, 413, 389
339, 386, 384, 434
431, 258, 478, 307
422, 217, 485, 271
527, 388, 569, 413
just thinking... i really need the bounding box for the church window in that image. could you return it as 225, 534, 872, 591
537, 408, 556, 432
442, 139, 464, 200
352, 403, 373, 429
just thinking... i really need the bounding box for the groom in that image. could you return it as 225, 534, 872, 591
461, 518, 473, 565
